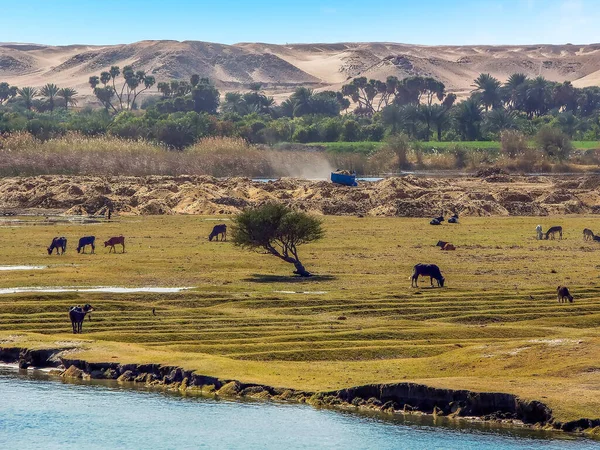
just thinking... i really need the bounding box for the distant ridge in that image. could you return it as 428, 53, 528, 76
1, 40, 600, 101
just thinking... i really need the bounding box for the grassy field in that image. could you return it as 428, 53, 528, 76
310, 141, 600, 154
1, 215, 599, 422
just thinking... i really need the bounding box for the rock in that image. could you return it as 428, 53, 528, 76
217, 381, 241, 397
62, 365, 84, 379
118, 370, 136, 382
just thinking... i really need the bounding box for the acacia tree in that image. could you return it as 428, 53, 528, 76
232, 203, 324, 277
89, 65, 155, 112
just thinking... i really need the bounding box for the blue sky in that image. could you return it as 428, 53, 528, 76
1, 0, 598, 46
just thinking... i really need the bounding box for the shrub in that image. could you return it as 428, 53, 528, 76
536, 127, 572, 162
500, 130, 528, 159
385, 133, 411, 170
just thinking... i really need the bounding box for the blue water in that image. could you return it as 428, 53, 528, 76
0, 368, 597, 450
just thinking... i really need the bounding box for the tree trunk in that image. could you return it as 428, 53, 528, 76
292, 259, 311, 277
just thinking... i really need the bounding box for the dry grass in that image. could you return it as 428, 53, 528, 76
0, 215, 599, 421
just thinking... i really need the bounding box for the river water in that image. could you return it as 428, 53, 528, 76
0, 368, 597, 450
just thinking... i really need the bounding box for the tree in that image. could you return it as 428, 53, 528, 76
503, 73, 528, 110
472, 73, 502, 111
430, 104, 451, 141
57, 87, 78, 111
191, 78, 220, 114
455, 99, 483, 140
88, 65, 155, 112
18, 87, 38, 111
40, 83, 60, 112
0, 82, 18, 105
232, 203, 324, 277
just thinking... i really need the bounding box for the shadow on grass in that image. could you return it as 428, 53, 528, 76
244, 274, 336, 283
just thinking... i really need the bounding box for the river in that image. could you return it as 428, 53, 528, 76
0, 368, 597, 449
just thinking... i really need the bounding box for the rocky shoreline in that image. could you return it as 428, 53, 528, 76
1, 346, 598, 435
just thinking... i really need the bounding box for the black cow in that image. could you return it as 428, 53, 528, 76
47, 237, 67, 255
77, 236, 95, 253
69, 304, 94, 334
209, 224, 227, 242
411, 263, 445, 288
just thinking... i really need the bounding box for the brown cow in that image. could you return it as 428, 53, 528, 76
441, 243, 456, 251
104, 236, 125, 253
557, 286, 574, 303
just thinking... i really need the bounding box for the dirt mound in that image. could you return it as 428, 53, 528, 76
0, 174, 598, 218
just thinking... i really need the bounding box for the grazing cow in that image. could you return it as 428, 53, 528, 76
77, 236, 96, 253
104, 236, 125, 253
557, 286, 574, 303
544, 226, 563, 240
69, 304, 94, 334
411, 263, 445, 288
584, 229, 594, 241
536, 225, 543, 240
209, 224, 227, 242
47, 237, 67, 255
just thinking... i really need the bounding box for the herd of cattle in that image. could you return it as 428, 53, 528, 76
52, 220, 586, 333
47, 235, 125, 255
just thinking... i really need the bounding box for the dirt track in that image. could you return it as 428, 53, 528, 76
1, 174, 600, 217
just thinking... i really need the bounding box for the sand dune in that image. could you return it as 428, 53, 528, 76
1, 41, 600, 103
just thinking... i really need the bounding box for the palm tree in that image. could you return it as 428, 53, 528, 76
418, 104, 435, 141
430, 104, 451, 141
40, 83, 60, 112
455, 99, 483, 140
525, 76, 551, 117
18, 87, 38, 111
503, 73, 528, 110
472, 73, 502, 111
57, 87, 78, 111
484, 108, 517, 135
290, 87, 313, 117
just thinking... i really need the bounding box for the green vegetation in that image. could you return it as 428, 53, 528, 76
0, 215, 599, 421
232, 204, 324, 277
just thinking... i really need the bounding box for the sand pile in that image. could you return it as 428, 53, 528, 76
1, 175, 599, 217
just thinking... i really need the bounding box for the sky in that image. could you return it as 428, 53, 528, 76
1, 0, 598, 46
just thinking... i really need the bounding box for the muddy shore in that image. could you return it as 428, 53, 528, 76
1, 346, 598, 435
2, 173, 600, 217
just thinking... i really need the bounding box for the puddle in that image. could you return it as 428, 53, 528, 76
0, 286, 194, 295
274, 290, 327, 295
0, 265, 47, 271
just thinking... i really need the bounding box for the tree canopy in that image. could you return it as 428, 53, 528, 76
231, 203, 324, 277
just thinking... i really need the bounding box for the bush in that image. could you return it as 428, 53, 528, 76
385, 133, 411, 170
500, 130, 528, 159
536, 127, 572, 162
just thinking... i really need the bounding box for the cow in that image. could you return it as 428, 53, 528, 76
430, 219, 442, 226
47, 237, 67, 255
77, 236, 96, 254
544, 226, 563, 240
557, 286, 574, 303
448, 213, 459, 224
583, 229, 594, 241
104, 236, 125, 253
435, 241, 455, 251
209, 224, 227, 242
69, 304, 94, 334
594, 235, 600, 243
411, 264, 445, 288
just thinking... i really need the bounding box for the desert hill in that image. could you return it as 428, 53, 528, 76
1, 40, 600, 102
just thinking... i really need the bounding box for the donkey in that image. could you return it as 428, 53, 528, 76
209, 224, 227, 242
411, 264, 445, 288
544, 226, 563, 240
47, 237, 67, 255
69, 304, 94, 334
583, 229, 594, 241
557, 286, 574, 303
